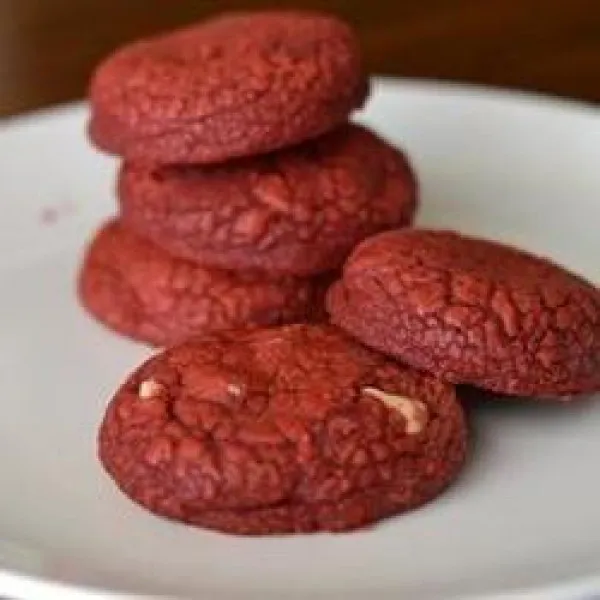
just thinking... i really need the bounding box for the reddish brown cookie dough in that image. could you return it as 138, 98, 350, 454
327, 229, 600, 398
78, 220, 329, 346
88, 11, 368, 164
119, 124, 418, 276
98, 324, 467, 535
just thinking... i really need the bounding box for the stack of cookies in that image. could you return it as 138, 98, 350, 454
88, 10, 600, 538
79, 10, 417, 346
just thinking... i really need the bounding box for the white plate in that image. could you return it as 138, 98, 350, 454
0, 77, 599, 600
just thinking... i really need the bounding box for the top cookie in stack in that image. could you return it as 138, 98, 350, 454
79, 10, 418, 345
88, 10, 368, 165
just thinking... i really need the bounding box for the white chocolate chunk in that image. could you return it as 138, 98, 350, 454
138, 379, 165, 400
227, 383, 243, 397
362, 387, 429, 434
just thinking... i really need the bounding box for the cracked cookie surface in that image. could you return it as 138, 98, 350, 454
119, 124, 417, 275
98, 324, 467, 534
327, 229, 600, 397
78, 220, 328, 346
89, 10, 368, 164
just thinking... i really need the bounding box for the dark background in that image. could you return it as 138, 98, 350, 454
0, 0, 598, 117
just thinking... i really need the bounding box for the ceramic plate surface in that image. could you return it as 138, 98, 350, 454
0, 78, 599, 600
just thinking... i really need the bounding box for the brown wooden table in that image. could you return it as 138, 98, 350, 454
0, 0, 598, 117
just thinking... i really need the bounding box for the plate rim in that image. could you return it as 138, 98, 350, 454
0, 74, 597, 128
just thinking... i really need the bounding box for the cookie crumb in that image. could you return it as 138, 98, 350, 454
138, 379, 165, 400
362, 387, 428, 434
40, 200, 76, 226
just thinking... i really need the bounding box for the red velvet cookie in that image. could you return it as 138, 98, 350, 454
327, 229, 600, 398
78, 220, 328, 346
98, 324, 467, 535
88, 10, 368, 164
119, 124, 417, 276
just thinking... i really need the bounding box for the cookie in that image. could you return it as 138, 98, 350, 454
327, 229, 600, 398
88, 10, 368, 164
118, 124, 417, 276
78, 220, 329, 346
98, 324, 467, 535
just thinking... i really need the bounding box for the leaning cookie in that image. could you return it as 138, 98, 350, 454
119, 124, 417, 276
98, 324, 468, 535
78, 220, 329, 346
327, 229, 600, 398
89, 10, 368, 164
